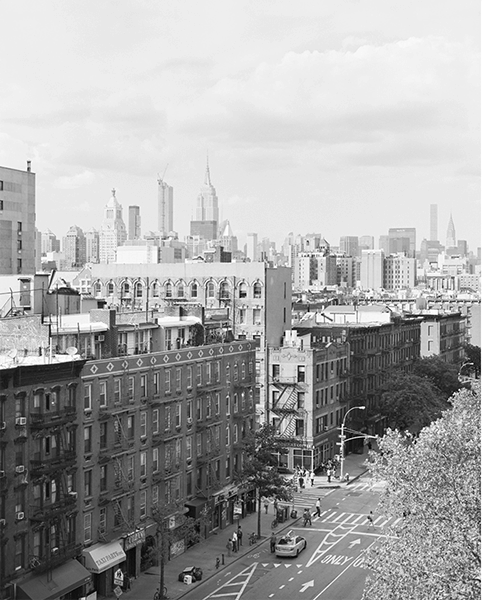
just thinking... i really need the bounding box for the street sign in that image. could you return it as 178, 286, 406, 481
113, 586, 123, 598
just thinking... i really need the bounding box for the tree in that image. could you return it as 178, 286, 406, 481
413, 356, 461, 398
235, 424, 295, 538
363, 384, 481, 600
463, 345, 481, 379
378, 372, 450, 434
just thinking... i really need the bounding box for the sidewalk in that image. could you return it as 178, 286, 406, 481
120, 449, 370, 600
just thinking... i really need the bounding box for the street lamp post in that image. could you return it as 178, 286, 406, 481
340, 405, 366, 482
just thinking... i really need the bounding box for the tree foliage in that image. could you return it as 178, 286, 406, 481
363, 384, 481, 600
463, 345, 481, 379
236, 424, 294, 502
379, 372, 450, 434
413, 355, 461, 398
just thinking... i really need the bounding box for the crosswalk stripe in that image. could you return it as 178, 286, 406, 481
331, 512, 347, 523
322, 511, 339, 522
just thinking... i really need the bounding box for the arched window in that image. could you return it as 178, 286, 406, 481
165, 282, 172, 298
191, 282, 198, 298
122, 281, 130, 296
220, 281, 230, 299
206, 281, 215, 298
135, 281, 143, 298
177, 282, 185, 298
152, 281, 159, 297
253, 281, 262, 299
93, 281, 102, 296
238, 282, 247, 298
107, 281, 114, 296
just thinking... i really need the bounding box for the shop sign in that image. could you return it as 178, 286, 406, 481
113, 568, 124, 587
123, 528, 146, 551
233, 502, 242, 516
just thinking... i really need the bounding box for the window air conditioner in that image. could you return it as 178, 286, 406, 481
0, 519, 5, 526
15, 465, 25, 474
69, 491, 78, 498
51, 547, 59, 555
16, 512, 25, 521
16, 417, 27, 426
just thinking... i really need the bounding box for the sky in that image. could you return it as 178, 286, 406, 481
0, 0, 480, 252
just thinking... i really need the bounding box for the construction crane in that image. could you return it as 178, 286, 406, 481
157, 164, 169, 185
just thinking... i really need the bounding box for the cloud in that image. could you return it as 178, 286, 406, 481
54, 170, 96, 189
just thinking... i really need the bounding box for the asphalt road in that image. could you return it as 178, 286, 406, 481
181, 478, 390, 600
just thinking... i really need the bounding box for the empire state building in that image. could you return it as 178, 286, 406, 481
190, 159, 219, 241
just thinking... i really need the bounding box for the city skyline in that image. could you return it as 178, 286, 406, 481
0, 1, 479, 251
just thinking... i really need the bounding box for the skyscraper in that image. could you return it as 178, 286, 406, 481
190, 159, 219, 241
339, 236, 359, 257
388, 228, 416, 258
430, 204, 438, 241
446, 214, 456, 249
0, 162, 36, 274
63, 225, 86, 268
128, 205, 141, 240
157, 177, 173, 235
99, 188, 127, 263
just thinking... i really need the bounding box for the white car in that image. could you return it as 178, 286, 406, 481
274, 532, 307, 557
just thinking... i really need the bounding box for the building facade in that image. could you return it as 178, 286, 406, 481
157, 179, 174, 236
360, 250, 384, 290
63, 225, 86, 269
0, 163, 36, 275
128, 206, 141, 241
99, 189, 127, 264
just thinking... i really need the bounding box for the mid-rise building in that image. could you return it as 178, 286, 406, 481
420, 311, 466, 363
339, 236, 359, 258
41, 230, 61, 255
383, 253, 416, 290
360, 250, 384, 290
0, 163, 36, 275
388, 227, 416, 258
99, 189, 127, 264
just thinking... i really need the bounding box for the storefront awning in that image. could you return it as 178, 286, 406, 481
16, 559, 91, 600
185, 497, 208, 519
82, 541, 126, 574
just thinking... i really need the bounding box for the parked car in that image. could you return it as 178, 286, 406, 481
274, 532, 307, 557
178, 566, 203, 582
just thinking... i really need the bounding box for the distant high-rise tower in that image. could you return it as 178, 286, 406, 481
446, 214, 456, 249
158, 177, 173, 236
246, 233, 259, 262
190, 158, 219, 241
99, 188, 127, 263
339, 236, 359, 257
63, 225, 86, 268
430, 204, 438, 241
388, 228, 416, 258
128, 205, 141, 240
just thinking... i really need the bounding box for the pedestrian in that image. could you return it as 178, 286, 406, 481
237, 526, 243, 547
327, 468, 332, 483
226, 538, 232, 557
264, 498, 269, 514
273, 499, 279, 515
310, 471, 315, 486
232, 530, 238, 552
315, 498, 321, 517
298, 475, 304, 489
270, 532, 277, 553
366, 511, 374, 528
367, 441, 372, 451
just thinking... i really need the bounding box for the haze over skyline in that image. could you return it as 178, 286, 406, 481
1, 0, 479, 251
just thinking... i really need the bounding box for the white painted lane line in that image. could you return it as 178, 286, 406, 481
332, 512, 347, 523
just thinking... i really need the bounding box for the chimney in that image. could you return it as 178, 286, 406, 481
26, 160, 31, 172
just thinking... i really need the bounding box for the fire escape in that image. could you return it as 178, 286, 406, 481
270, 376, 307, 446
29, 406, 80, 572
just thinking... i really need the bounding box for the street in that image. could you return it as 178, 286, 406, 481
181, 478, 391, 600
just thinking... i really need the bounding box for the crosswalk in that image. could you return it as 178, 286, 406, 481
301, 508, 402, 529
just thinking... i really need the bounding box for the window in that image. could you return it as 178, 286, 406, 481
140, 452, 147, 478
297, 392, 305, 409
84, 513, 92, 543
99, 381, 107, 407
220, 281, 229, 299
253, 308, 261, 325
196, 398, 201, 420
206, 281, 215, 298
140, 490, 147, 518
165, 405, 171, 430
175, 403, 181, 428
100, 421, 107, 449
226, 395, 231, 416
152, 281, 159, 297
177, 282, 185, 297
239, 308, 246, 324
140, 374, 147, 397
233, 394, 238, 413
107, 281, 114, 295
297, 366, 305, 383
152, 448, 159, 472
206, 362, 211, 383
214, 393, 220, 415
233, 424, 238, 443
253, 281, 262, 298
226, 363, 230, 383
186, 400, 193, 421
226, 426, 230, 445
165, 370, 171, 393
165, 282, 172, 297
191, 282, 198, 298
152, 409, 159, 433
187, 366, 193, 388
152, 485, 159, 505
128, 377, 135, 401
100, 465, 107, 492
206, 395, 212, 419
84, 470, 92, 497
238, 282, 247, 298
295, 419, 304, 436
127, 415, 134, 439
84, 384, 92, 411
84, 426, 92, 454
99, 507, 107, 532
175, 368, 182, 392
196, 364, 202, 387
196, 433, 202, 456
127, 456, 134, 480
140, 412, 147, 438
186, 436, 192, 460
153, 371, 160, 395
114, 379, 121, 404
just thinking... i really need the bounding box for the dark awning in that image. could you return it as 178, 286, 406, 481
185, 497, 208, 519
16, 559, 91, 600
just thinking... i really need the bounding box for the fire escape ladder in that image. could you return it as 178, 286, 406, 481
114, 415, 129, 445
114, 499, 132, 529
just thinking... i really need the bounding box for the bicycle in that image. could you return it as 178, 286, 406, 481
271, 517, 279, 529
153, 586, 168, 600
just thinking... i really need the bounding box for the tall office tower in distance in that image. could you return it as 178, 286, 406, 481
190, 159, 219, 241
446, 214, 456, 249
246, 233, 259, 262
63, 225, 86, 268
158, 176, 173, 235
339, 236, 359, 257
430, 204, 438, 241
388, 228, 416, 258
359, 236, 374, 252
99, 188, 127, 263
379, 235, 390, 254
85, 228, 100, 263
360, 249, 384, 290
128, 205, 141, 240
0, 162, 36, 274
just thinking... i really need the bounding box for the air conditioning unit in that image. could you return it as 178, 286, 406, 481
51, 547, 59, 555
0, 471, 5, 478
16, 512, 25, 521
0, 519, 5, 526
0, 422, 6, 430
69, 491, 78, 499
96, 335, 105, 342
15, 465, 25, 474
16, 417, 27, 426
187, 417, 193, 425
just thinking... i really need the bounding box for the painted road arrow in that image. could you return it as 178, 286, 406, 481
349, 539, 361, 548
300, 580, 315, 593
